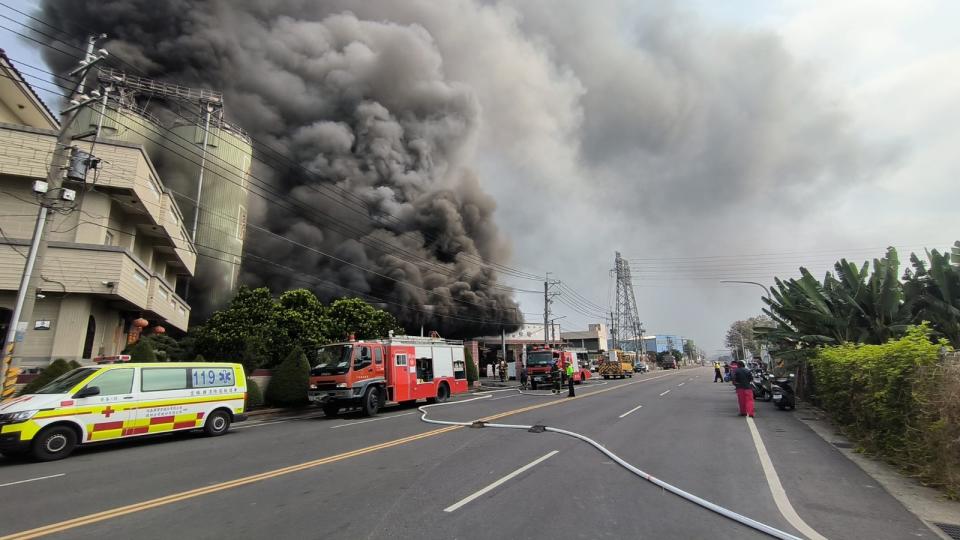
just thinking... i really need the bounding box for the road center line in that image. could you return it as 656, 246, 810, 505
678, 382, 685, 387
330, 412, 416, 429
659, 390, 670, 396
1, 371, 682, 540
0, 474, 65, 488
746, 417, 828, 540
618, 404, 643, 418
444, 451, 558, 512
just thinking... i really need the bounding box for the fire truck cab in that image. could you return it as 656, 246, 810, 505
525, 348, 590, 389
308, 335, 468, 417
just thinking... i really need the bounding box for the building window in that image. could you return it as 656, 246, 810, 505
133, 269, 148, 286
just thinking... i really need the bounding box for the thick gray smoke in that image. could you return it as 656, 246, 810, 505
36, 1, 522, 337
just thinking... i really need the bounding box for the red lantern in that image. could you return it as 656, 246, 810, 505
133, 318, 149, 328
153, 326, 166, 335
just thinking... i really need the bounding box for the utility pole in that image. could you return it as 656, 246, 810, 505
544, 276, 549, 348
543, 273, 559, 347
1, 36, 108, 389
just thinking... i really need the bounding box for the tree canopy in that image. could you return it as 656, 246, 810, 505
192, 287, 403, 368
737, 242, 960, 351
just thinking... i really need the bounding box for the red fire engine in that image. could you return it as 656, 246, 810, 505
525, 347, 591, 389
308, 334, 469, 417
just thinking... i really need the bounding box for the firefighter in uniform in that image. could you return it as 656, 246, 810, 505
550, 361, 561, 394
566, 362, 576, 397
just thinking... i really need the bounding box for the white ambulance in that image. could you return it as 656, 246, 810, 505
0, 360, 247, 461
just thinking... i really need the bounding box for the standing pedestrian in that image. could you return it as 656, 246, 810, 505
732, 360, 755, 417
713, 361, 724, 383
550, 361, 561, 394
499, 358, 507, 383
566, 361, 576, 397
519, 365, 528, 390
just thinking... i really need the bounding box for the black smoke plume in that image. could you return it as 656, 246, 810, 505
36, 0, 522, 337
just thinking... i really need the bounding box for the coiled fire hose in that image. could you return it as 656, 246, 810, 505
419, 394, 805, 540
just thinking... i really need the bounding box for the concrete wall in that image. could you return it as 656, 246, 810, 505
0, 292, 127, 367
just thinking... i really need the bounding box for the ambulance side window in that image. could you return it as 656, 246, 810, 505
142, 368, 188, 392
86, 368, 133, 396
395, 354, 407, 366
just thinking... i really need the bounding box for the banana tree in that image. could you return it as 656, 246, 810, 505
903, 244, 960, 348
762, 247, 909, 347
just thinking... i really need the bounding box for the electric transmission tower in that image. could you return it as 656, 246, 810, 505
611, 252, 644, 354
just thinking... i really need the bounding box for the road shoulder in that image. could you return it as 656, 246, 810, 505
795, 407, 960, 540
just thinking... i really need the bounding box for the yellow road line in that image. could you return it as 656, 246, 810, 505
2, 371, 680, 539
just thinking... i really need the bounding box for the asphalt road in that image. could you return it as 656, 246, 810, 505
0, 367, 937, 539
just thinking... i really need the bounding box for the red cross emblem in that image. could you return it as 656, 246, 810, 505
103, 406, 116, 418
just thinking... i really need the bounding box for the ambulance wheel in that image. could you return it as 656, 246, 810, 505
204, 410, 232, 436
322, 404, 340, 417
361, 387, 381, 417
31, 425, 77, 461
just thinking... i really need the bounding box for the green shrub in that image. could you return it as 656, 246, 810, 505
128, 340, 157, 363
265, 347, 309, 407
241, 335, 270, 372
465, 348, 478, 384
194, 354, 205, 362
811, 324, 956, 495
245, 377, 264, 409
18, 359, 72, 395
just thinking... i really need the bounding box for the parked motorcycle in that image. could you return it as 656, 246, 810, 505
750, 370, 772, 402
771, 373, 796, 410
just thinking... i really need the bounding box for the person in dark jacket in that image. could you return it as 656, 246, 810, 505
519, 365, 528, 390
732, 360, 755, 417
550, 362, 561, 394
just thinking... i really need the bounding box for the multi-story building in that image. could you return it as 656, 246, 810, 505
561, 323, 609, 352
0, 51, 196, 367
641, 334, 685, 354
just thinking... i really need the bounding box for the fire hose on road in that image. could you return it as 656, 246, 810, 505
418, 394, 808, 540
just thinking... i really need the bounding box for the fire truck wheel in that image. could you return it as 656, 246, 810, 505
435, 382, 450, 402
361, 387, 381, 417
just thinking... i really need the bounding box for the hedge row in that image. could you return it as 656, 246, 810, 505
811, 325, 958, 498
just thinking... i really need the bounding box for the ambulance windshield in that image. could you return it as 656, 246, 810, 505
34, 368, 98, 394
311, 345, 353, 376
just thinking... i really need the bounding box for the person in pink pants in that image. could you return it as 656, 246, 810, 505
732, 360, 755, 417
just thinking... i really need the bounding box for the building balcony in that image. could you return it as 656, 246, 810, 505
0, 241, 190, 331
0, 123, 196, 275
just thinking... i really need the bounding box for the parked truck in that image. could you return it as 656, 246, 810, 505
525, 348, 590, 389
599, 350, 634, 379
307, 334, 469, 417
